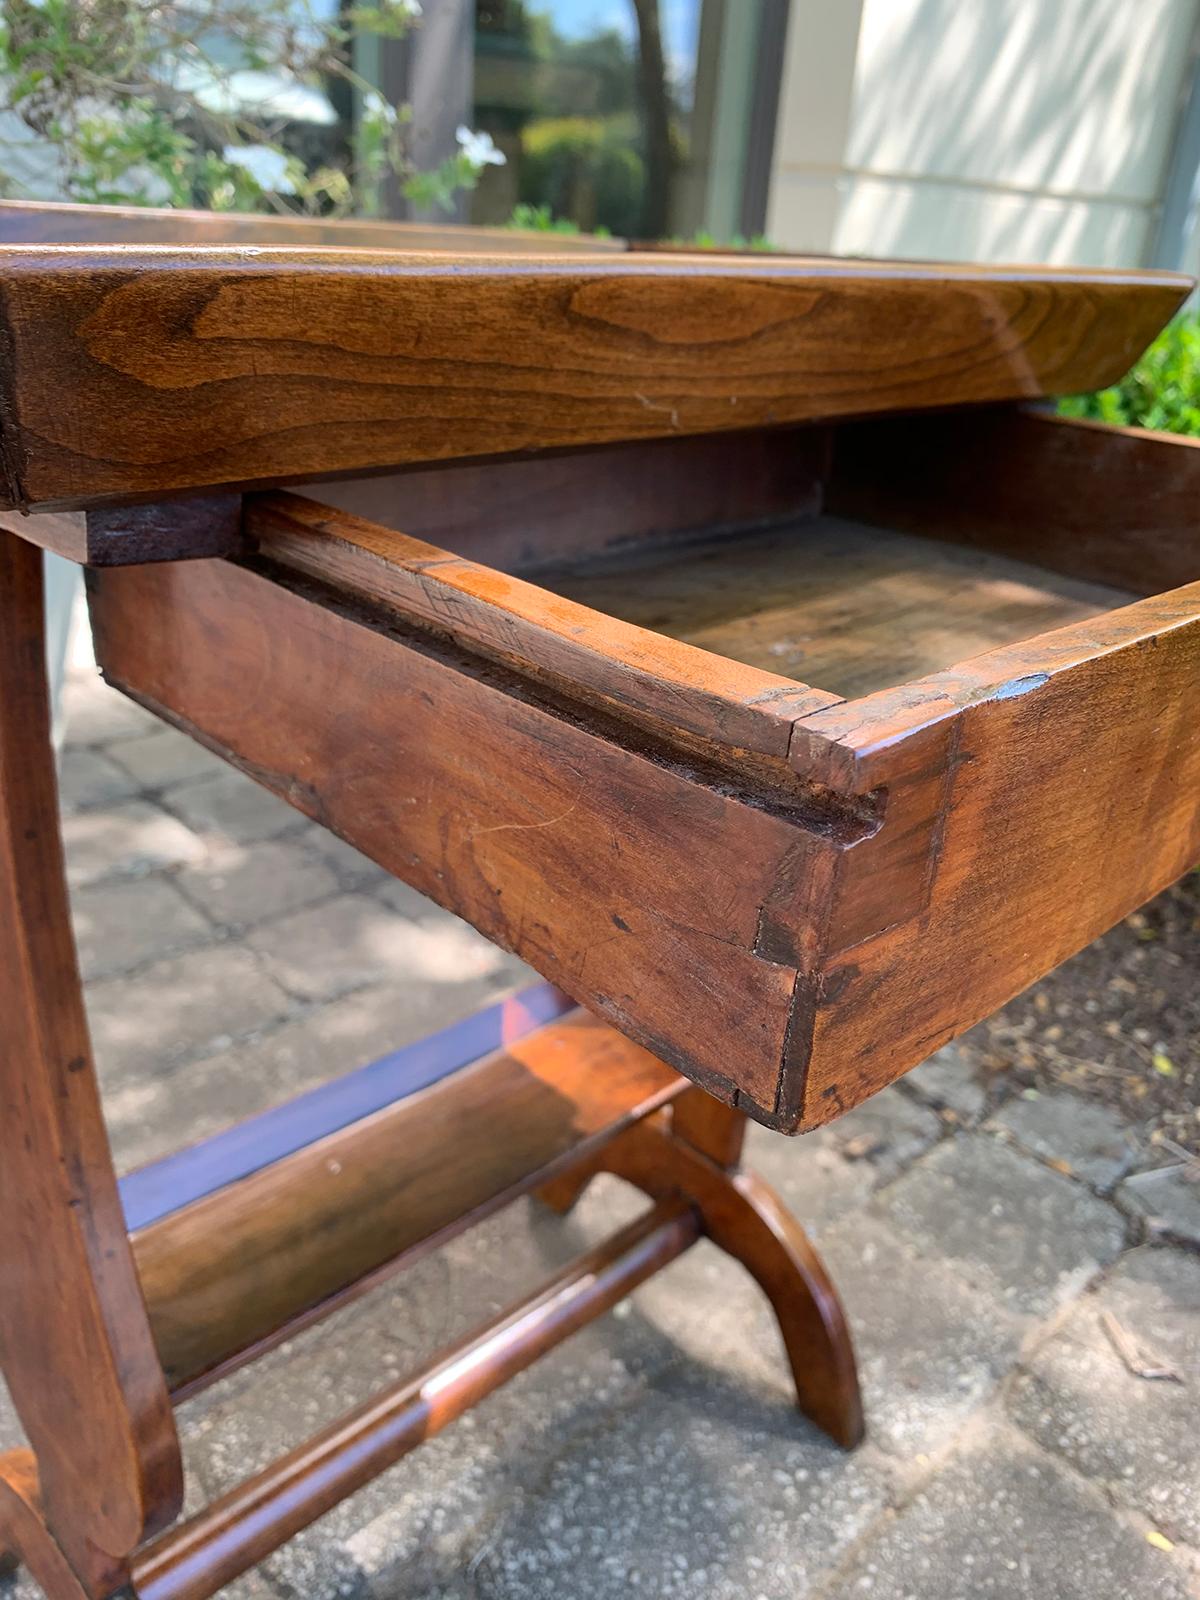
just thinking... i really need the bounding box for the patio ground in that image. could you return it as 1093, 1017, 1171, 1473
2, 654, 1198, 1600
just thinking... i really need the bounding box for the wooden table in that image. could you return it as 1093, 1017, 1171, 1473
1, 199, 1195, 1600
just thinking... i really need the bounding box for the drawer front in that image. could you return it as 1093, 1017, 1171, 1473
87, 422, 1200, 1130
88, 553, 843, 1126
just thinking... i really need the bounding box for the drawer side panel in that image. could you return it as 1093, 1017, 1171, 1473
794, 587, 1200, 1125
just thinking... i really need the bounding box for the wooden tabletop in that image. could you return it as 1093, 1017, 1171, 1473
0, 196, 627, 253
0, 246, 1187, 512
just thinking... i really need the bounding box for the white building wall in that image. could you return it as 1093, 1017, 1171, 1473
0, 113, 81, 725
769, 0, 1200, 267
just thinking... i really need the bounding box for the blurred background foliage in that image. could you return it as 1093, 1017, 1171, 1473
0, 0, 499, 215
516, 115, 639, 237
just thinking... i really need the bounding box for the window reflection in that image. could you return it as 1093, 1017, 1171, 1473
470, 0, 765, 242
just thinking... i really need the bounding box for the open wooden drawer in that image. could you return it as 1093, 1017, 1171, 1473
85, 404, 1200, 1132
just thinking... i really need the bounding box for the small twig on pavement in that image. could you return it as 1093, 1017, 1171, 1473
1101, 1311, 1184, 1384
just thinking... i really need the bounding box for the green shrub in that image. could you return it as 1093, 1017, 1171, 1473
668, 230, 777, 252
505, 201, 609, 237
1059, 312, 1200, 436
517, 115, 643, 239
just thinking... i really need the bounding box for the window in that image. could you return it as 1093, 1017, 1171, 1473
468, 1, 785, 241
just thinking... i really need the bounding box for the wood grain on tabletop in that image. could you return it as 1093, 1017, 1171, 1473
0, 247, 1185, 510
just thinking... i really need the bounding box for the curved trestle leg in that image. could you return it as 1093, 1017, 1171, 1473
535, 1087, 747, 1215
0, 1453, 91, 1600
538, 1094, 865, 1450
0, 538, 183, 1595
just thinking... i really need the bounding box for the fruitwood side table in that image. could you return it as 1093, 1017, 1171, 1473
1, 201, 1197, 1600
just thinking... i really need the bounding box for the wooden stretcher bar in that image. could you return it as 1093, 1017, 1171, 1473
130, 1001, 685, 1394
130, 1200, 701, 1600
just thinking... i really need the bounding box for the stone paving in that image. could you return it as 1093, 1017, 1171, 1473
2, 658, 1198, 1600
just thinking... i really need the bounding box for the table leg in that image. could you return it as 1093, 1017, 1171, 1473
537, 1084, 747, 1211
0, 535, 182, 1596
669, 1084, 748, 1166
537, 1091, 864, 1448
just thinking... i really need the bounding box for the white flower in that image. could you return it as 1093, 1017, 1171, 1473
362, 89, 400, 129
221, 144, 296, 194
455, 126, 505, 168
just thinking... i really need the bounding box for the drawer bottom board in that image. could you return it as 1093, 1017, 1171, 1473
531, 514, 1135, 702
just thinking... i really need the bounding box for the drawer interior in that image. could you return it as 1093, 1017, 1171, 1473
525, 514, 1130, 702
311, 405, 1200, 707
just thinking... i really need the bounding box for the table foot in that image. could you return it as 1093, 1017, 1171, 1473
541, 1112, 865, 1449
